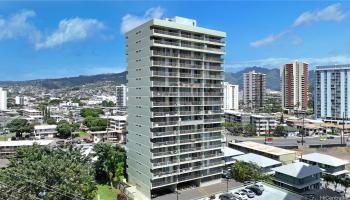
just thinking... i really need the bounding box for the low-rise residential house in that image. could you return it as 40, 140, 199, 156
273, 162, 322, 193
300, 153, 349, 177
34, 125, 57, 138
233, 153, 282, 174
0, 140, 53, 158
222, 146, 244, 165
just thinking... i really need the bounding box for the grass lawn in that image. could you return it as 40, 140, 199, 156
0, 133, 15, 141
78, 131, 89, 138
95, 184, 121, 200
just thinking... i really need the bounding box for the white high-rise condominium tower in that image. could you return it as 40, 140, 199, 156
116, 84, 127, 108
223, 82, 239, 110
126, 16, 225, 199
314, 65, 350, 120
0, 88, 7, 111
243, 71, 266, 109
281, 61, 308, 111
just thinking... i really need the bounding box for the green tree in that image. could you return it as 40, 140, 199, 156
273, 125, 286, 137
244, 124, 256, 136
93, 143, 126, 187
57, 120, 72, 138
102, 100, 115, 107
0, 145, 97, 199
49, 99, 61, 105
6, 118, 34, 138
340, 179, 350, 195
322, 174, 334, 188
280, 114, 284, 124
80, 108, 103, 118
46, 117, 57, 125
231, 161, 270, 182
84, 117, 108, 131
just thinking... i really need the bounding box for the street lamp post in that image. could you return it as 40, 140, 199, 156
301, 115, 305, 146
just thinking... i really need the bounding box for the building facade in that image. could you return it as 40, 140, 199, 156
281, 61, 308, 111
0, 88, 7, 111
314, 65, 350, 120
223, 82, 239, 110
126, 17, 225, 199
116, 84, 128, 108
243, 71, 266, 109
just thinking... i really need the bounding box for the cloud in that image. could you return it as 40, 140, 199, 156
250, 3, 347, 48
226, 55, 350, 70
120, 6, 165, 34
35, 18, 105, 49
250, 30, 290, 48
293, 3, 346, 27
0, 10, 40, 42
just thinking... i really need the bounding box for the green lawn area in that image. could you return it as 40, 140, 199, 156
95, 184, 121, 200
0, 133, 15, 141
78, 131, 89, 138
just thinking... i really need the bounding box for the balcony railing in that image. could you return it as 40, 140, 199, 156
153, 140, 177, 147
152, 92, 178, 97
179, 64, 202, 69
179, 129, 203, 134
152, 111, 178, 117
153, 101, 178, 106
204, 75, 224, 79
204, 118, 223, 123
204, 101, 222, 105
153, 159, 179, 167
204, 84, 222, 88
153, 40, 180, 46
153, 121, 179, 127
152, 81, 179, 87
152, 61, 177, 67
204, 66, 224, 71
180, 147, 202, 153
179, 138, 201, 143
152, 150, 178, 157
152, 71, 178, 77
152, 51, 179, 57
153, 29, 180, 36
152, 131, 177, 137
180, 101, 202, 105
204, 92, 223, 96
179, 92, 203, 96
204, 57, 224, 62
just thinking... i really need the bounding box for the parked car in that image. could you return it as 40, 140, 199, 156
246, 186, 263, 196
240, 189, 255, 198
253, 183, 264, 191
233, 192, 248, 200
327, 136, 335, 139
219, 193, 237, 200
335, 188, 345, 196
243, 180, 255, 186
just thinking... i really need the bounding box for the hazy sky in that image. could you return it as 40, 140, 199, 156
0, 1, 349, 80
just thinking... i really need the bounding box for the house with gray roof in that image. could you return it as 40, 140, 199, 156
300, 153, 349, 177
233, 153, 282, 174
272, 162, 322, 193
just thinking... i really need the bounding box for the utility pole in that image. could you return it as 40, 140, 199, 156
342, 112, 345, 145
301, 114, 305, 146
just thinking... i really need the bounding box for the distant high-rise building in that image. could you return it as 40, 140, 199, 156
0, 88, 7, 111
116, 84, 127, 108
314, 65, 350, 120
223, 82, 239, 110
126, 16, 225, 199
281, 61, 308, 111
243, 71, 266, 109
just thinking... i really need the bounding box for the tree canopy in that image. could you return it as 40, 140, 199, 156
231, 161, 271, 182
0, 145, 97, 200
93, 143, 126, 187
80, 108, 103, 118
102, 100, 115, 107
84, 117, 108, 132
6, 118, 34, 137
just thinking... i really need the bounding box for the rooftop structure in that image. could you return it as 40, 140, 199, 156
229, 141, 296, 164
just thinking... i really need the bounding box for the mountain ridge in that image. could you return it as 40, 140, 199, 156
0, 67, 314, 91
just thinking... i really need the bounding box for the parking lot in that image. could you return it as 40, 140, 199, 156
199, 183, 303, 200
